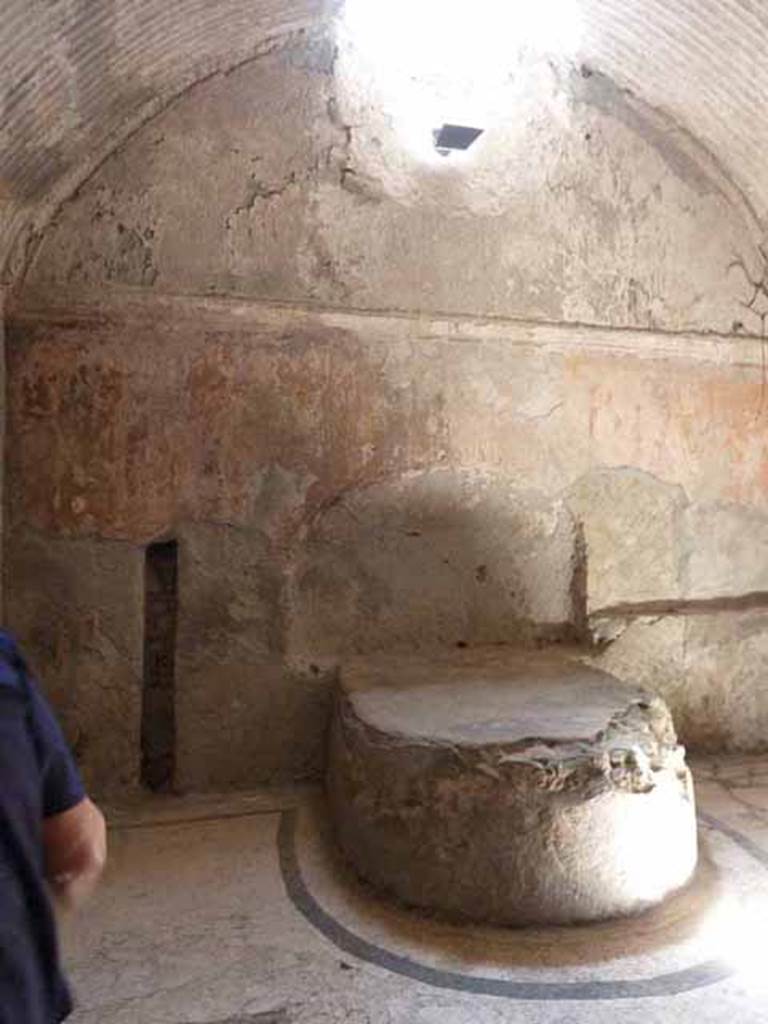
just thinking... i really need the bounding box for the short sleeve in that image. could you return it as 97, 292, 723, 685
0, 630, 86, 817
26, 678, 86, 818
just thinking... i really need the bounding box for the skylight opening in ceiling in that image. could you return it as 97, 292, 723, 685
341, 0, 583, 163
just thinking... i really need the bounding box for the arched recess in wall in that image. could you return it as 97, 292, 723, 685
0, 0, 330, 287
7, 17, 764, 338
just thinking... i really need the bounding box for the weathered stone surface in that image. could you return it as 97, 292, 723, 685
328, 649, 697, 925
4, 529, 144, 794
289, 470, 579, 657
174, 523, 333, 791
176, 655, 335, 792
589, 615, 688, 732
681, 611, 768, 751
591, 609, 768, 752
567, 468, 688, 613
683, 502, 768, 599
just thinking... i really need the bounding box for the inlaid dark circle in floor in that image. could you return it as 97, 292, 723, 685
278, 808, 767, 1001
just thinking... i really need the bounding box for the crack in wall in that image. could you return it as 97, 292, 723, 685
4, 26, 311, 288
224, 172, 299, 231
728, 245, 768, 328
728, 245, 768, 412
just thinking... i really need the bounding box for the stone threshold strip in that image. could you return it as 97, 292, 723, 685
105, 785, 312, 830
277, 809, 766, 1002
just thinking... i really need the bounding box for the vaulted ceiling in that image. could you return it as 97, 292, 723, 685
2, 0, 767, 284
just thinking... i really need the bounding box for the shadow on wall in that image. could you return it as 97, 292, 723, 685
166, 467, 589, 795
10, 464, 767, 796
16, 463, 767, 796
286, 468, 586, 661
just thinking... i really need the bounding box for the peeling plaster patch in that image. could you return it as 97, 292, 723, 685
339, 167, 386, 204
110, 219, 158, 285
32, 180, 160, 288
249, 465, 316, 541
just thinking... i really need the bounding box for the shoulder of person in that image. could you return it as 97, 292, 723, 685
0, 630, 27, 693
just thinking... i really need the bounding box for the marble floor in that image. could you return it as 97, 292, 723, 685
62, 756, 768, 1024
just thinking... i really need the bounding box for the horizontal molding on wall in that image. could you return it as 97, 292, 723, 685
591, 592, 768, 620
8, 285, 768, 370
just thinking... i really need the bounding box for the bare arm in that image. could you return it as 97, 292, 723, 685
43, 796, 107, 911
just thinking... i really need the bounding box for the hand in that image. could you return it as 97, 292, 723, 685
43, 797, 107, 911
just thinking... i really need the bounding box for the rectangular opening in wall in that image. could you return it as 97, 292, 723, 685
141, 539, 178, 791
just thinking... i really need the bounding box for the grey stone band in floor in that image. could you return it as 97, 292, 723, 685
203, 1014, 289, 1024
277, 809, 767, 1001
697, 810, 768, 869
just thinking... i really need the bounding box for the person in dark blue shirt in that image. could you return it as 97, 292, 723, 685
0, 631, 106, 1023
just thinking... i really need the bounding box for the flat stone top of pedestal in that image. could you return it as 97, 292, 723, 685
340, 649, 647, 746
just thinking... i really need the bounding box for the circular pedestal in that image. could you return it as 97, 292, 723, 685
327, 649, 697, 926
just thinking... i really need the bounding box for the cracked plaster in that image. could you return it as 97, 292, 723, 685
6, 0, 768, 287
15, 27, 764, 336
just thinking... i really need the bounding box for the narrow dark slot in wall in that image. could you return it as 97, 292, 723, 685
141, 539, 178, 791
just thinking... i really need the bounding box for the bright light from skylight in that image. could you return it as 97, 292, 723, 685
340, 0, 583, 162
719, 895, 768, 994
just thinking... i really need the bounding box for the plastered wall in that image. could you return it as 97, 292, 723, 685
5, 30, 767, 793
5, 295, 767, 792
20, 30, 764, 335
